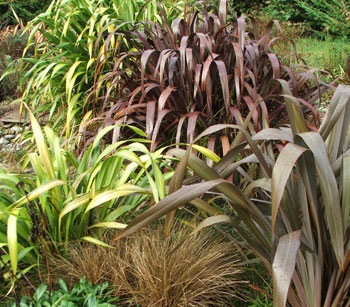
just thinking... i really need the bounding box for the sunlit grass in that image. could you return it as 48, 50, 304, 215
295, 37, 350, 79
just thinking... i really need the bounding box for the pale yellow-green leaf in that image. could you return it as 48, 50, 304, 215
29, 110, 55, 179
96, 141, 128, 164
65, 61, 82, 102
116, 150, 144, 167
0, 174, 19, 185
36, 62, 56, 87
81, 236, 114, 248
11, 180, 66, 208
192, 144, 221, 162
86, 58, 95, 71
59, 194, 91, 227
76, 25, 89, 45
86, 164, 102, 191
62, 15, 71, 37
92, 125, 118, 149
88, 222, 127, 229
7, 208, 21, 276
117, 162, 138, 186
85, 185, 149, 213
66, 70, 84, 104
146, 172, 159, 203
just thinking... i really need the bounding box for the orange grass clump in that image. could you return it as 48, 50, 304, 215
51, 225, 246, 306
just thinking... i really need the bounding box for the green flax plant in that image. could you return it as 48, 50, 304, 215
0, 110, 173, 292
18, 0, 185, 139
89, 0, 332, 152
115, 83, 350, 306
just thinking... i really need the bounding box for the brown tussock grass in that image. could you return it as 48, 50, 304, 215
50, 225, 246, 306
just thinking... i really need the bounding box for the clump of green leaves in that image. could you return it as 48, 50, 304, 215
15, 277, 118, 307
0, 109, 175, 292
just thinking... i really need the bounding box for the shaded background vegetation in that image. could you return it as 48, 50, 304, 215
0, 0, 52, 26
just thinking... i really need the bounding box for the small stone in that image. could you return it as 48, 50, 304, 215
9, 126, 22, 133
4, 134, 15, 141
0, 137, 9, 145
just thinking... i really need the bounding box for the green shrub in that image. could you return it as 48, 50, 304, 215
296, 0, 350, 38
228, 0, 265, 15
262, 0, 305, 23
14, 277, 119, 306
0, 0, 52, 26
263, 0, 350, 39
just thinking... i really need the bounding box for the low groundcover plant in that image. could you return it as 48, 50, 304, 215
15, 277, 118, 307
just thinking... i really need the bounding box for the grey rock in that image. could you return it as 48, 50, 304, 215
0, 137, 10, 145
9, 126, 22, 133
4, 134, 15, 141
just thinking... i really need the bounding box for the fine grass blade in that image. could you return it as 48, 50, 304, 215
81, 236, 114, 249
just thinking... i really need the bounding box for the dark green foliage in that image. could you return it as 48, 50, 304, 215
0, 28, 29, 101
0, 53, 16, 101
263, 0, 350, 38
0, 0, 52, 26
228, 0, 265, 15
295, 0, 350, 37
262, 0, 305, 23
14, 277, 119, 306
